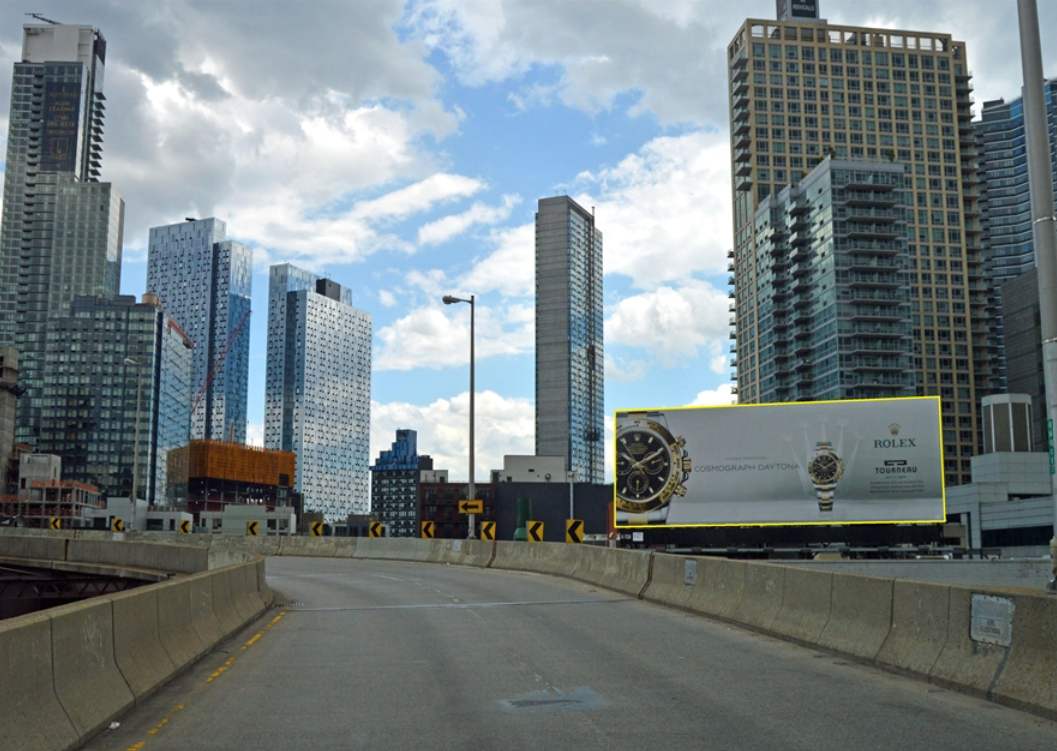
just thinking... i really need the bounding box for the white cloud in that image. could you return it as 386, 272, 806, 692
604, 353, 647, 382
574, 130, 732, 289
605, 281, 730, 364
378, 289, 398, 307
690, 384, 737, 407
246, 421, 264, 447
417, 194, 520, 246
374, 302, 533, 371
458, 223, 536, 297
371, 391, 534, 482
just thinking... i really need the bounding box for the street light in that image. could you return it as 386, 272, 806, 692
442, 294, 476, 539
124, 358, 143, 532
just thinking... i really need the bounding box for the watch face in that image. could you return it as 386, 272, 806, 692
616, 419, 681, 514
809, 452, 842, 484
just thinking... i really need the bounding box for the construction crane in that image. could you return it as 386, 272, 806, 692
190, 308, 251, 434
26, 13, 63, 25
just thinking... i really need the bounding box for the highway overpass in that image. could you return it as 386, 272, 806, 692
1, 533, 1056, 750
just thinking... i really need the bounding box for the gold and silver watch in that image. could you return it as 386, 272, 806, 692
615, 411, 692, 525
807, 440, 844, 512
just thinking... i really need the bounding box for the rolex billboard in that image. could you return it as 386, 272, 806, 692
614, 397, 944, 527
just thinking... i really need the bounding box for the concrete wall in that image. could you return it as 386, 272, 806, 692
0, 535, 271, 751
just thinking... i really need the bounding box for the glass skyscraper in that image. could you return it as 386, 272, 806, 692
728, 4, 987, 486
265, 264, 372, 522
535, 196, 605, 484
975, 80, 1057, 392
38, 293, 193, 504
0, 23, 125, 448
146, 218, 252, 443
752, 158, 914, 403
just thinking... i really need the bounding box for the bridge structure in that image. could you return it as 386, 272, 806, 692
1, 530, 1056, 750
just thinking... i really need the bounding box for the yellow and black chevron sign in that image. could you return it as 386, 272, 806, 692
112, 518, 125, 532
480, 521, 496, 541
370, 521, 384, 538
566, 519, 584, 544
527, 521, 544, 543
49, 517, 61, 530
311, 521, 324, 537
421, 521, 435, 539
246, 520, 259, 536
179, 519, 191, 534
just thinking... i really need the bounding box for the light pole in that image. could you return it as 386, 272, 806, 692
124, 358, 143, 532
442, 294, 475, 539
1016, 0, 1057, 592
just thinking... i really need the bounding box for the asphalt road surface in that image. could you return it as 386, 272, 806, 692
85, 557, 1057, 750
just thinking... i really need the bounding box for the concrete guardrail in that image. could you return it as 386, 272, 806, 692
0, 534, 271, 751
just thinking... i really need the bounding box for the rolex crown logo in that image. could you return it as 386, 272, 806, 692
888, 423, 901, 436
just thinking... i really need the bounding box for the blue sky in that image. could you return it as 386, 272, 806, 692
3, 0, 1057, 480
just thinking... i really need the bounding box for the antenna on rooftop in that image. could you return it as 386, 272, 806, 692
26, 13, 62, 25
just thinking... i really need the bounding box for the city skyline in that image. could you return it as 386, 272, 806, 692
3, 2, 1057, 481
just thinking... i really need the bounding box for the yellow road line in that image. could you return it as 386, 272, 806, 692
124, 611, 287, 751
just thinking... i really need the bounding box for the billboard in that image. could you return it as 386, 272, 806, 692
41, 81, 82, 173
777, 0, 820, 20
614, 397, 944, 528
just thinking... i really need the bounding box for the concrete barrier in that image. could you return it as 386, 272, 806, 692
50, 598, 136, 742
990, 590, 1057, 718
219, 565, 257, 624
733, 562, 786, 631
642, 553, 695, 610
111, 587, 176, 703
208, 567, 245, 636
352, 537, 389, 559
688, 558, 745, 620
573, 545, 609, 588
188, 573, 224, 649
770, 567, 832, 645
0, 612, 80, 751
928, 585, 1009, 699
155, 578, 207, 672
0, 534, 68, 562
816, 572, 893, 661
875, 580, 950, 679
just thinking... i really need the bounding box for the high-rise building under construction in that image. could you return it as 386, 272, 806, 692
727, 2, 986, 487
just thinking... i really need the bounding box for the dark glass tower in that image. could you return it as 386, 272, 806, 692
0, 23, 125, 447
534, 196, 604, 484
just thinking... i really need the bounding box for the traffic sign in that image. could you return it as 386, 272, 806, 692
112, 518, 125, 532
421, 521, 435, 539
528, 521, 544, 543
246, 521, 259, 536
566, 519, 584, 544
311, 521, 324, 537
370, 521, 384, 538
49, 517, 61, 531
179, 519, 191, 534
458, 500, 484, 514
480, 521, 496, 541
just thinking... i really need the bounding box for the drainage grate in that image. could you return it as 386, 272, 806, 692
271, 601, 304, 609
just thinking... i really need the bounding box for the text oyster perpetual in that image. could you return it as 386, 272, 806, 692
615, 412, 692, 524
807, 441, 844, 512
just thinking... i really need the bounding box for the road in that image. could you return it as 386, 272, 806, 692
85, 557, 1057, 750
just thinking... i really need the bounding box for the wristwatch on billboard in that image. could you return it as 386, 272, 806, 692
807, 441, 844, 512
615, 411, 692, 525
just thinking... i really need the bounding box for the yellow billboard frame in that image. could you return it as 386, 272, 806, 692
612, 395, 946, 529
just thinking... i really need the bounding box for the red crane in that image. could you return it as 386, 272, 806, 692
190, 308, 251, 430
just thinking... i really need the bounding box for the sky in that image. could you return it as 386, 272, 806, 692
2, 0, 1057, 482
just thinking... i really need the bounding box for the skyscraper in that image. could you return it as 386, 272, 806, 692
0, 23, 125, 448
535, 196, 605, 484
38, 293, 193, 504
146, 218, 252, 443
975, 81, 1057, 393
265, 264, 372, 521
752, 158, 915, 403
727, 4, 986, 486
